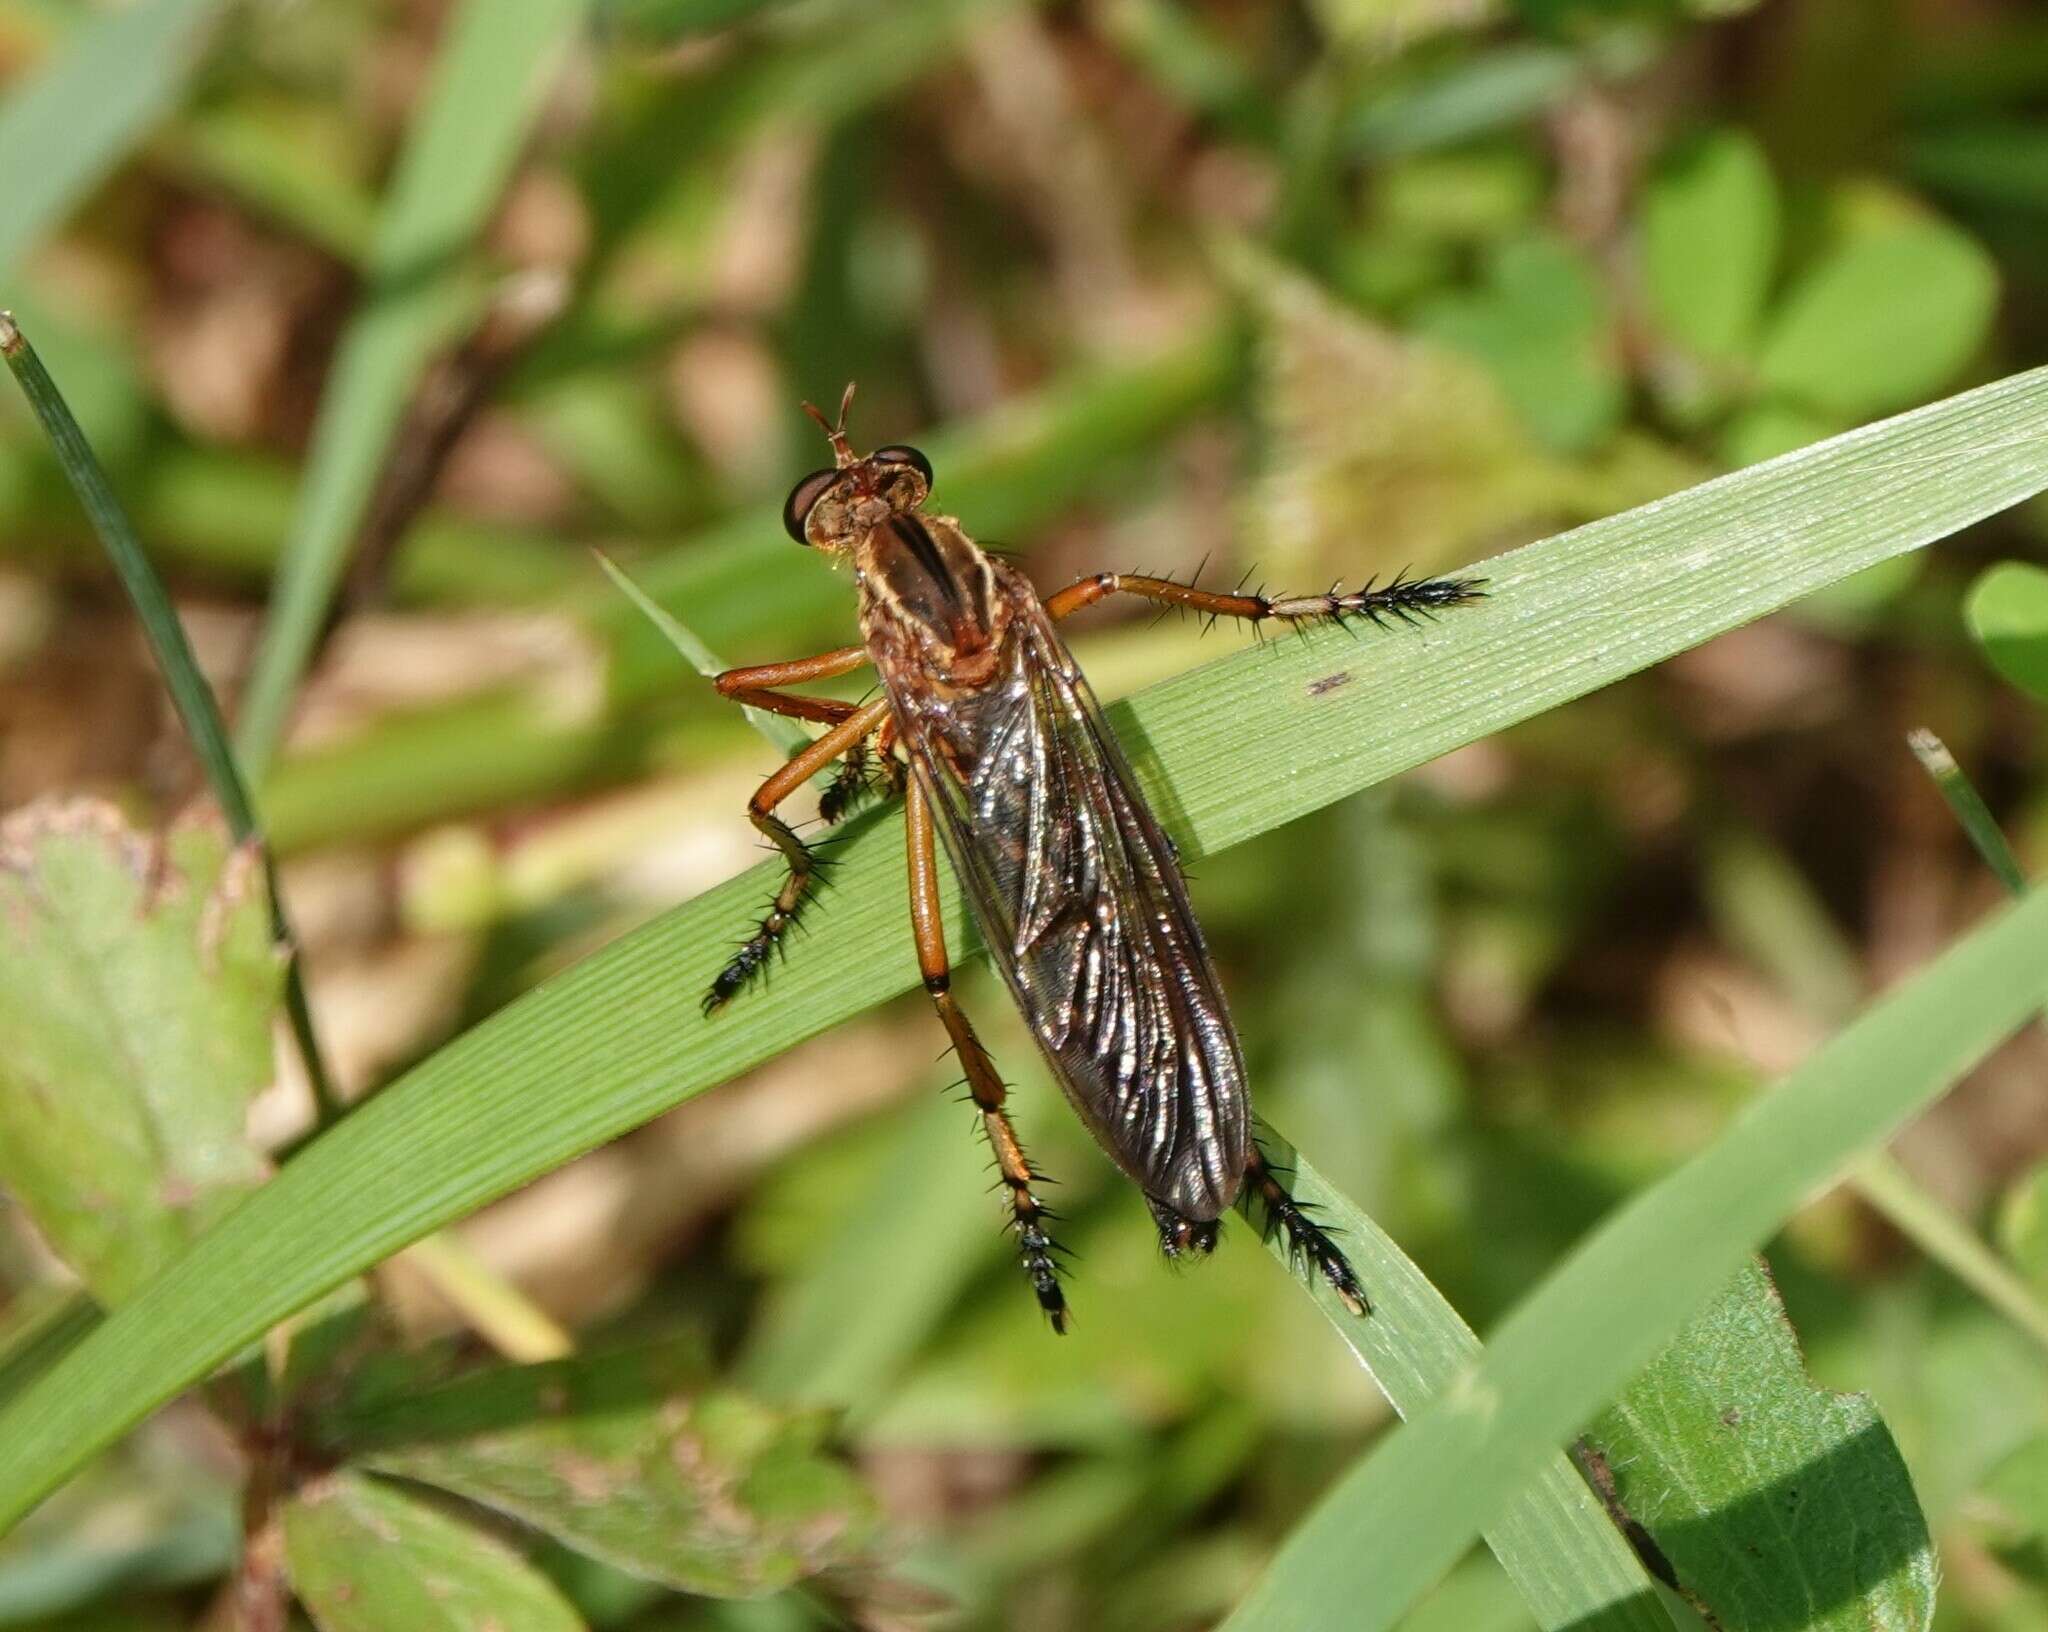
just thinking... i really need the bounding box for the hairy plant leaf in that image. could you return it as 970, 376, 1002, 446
1584, 1259, 1935, 1631
332, 1342, 877, 1598
0, 801, 277, 1304
283, 1470, 584, 1632
1966, 560, 2048, 703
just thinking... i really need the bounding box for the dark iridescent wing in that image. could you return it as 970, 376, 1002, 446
884, 567, 1250, 1219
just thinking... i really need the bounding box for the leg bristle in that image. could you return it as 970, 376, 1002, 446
1247, 1149, 1371, 1317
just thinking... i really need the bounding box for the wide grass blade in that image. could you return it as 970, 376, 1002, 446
1220, 887, 2048, 1632
1251, 1142, 1672, 1631
0, 0, 227, 280
232, 0, 592, 778
3, 364, 2048, 1533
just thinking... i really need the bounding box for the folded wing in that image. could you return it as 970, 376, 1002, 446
887, 568, 1250, 1219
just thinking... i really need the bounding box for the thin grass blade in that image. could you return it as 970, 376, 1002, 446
590, 548, 810, 757
1909, 727, 2028, 894
0, 0, 227, 280
0, 315, 335, 1118
233, 0, 592, 778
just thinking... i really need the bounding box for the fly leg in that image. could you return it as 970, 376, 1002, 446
1244, 1144, 1370, 1316
907, 776, 1069, 1332
1043, 569, 1484, 634
1146, 1196, 1220, 1262
703, 695, 893, 1013
712, 644, 870, 719
820, 717, 908, 826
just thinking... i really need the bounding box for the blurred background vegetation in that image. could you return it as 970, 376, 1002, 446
5, 0, 2048, 1627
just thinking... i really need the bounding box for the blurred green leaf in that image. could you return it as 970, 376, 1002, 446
1642, 129, 1780, 362
1415, 233, 1626, 453
167, 97, 377, 262
1222, 883, 2048, 1631
0, 1429, 236, 1628
1585, 1259, 1935, 1631
10, 357, 2048, 1540
1718, 402, 1841, 469
0, 0, 226, 280
235, 0, 593, 779
1375, 150, 1546, 243
1906, 121, 2048, 213
1968, 1432, 2048, 1584
334, 1342, 877, 1599
1966, 560, 2048, 702
0, 802, 277, 1305
283, 1469, 585, 1632
1241, 252, 1571, 576
1309, 0, 1504, 52
600, 0, 796, 43
1756, 214, 1999, 419
741, 1089, 1004, 1408
1999, 1163, 2048, 1292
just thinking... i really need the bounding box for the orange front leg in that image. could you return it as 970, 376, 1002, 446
713, 644, 871, 726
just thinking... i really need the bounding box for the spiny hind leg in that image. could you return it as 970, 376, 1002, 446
703, 695, 893, 1013
1043, 568, 1486, 636
907, 778, 1068, 1330
1146, 1195, 1220, 1263
1244, 1144, 1370, 1316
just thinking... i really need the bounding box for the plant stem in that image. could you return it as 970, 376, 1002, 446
0, 312, 340, 1125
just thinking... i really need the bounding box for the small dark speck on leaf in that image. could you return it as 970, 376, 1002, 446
1308, 670, 1352, 697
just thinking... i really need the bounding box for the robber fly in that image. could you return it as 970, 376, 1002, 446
704, 386, 1482, 1330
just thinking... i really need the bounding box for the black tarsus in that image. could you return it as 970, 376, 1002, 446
1147, 1195, 1221, 1262
1245, 1143, 1370, 1316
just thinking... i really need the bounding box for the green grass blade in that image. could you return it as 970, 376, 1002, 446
232, 0, 591, 779
0, 0, 227, 280
0, 321, 252, 833
1908, 727, 2028, 894
1252, 1142, 1671, 1632
589, 548, 810, 757
1220, 889, 2048, 1632
3, 364, 2048, 1534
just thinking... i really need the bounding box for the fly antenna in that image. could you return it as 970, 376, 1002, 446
802, 381, 859, 467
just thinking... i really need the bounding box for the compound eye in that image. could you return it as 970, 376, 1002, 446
871, 444, 934, 488
782, 468, 840, 544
